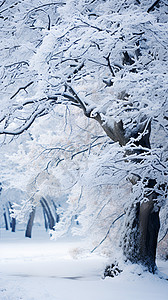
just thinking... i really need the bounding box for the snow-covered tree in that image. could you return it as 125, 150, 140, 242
0, 0, 168, 273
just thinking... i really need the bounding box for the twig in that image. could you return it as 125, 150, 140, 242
71, 142, 102, 159
24, 2, 66, 18
91, 212, 125, 253
48, 14, 51, 30
0, 0, 6, 8
0, 1, 21, 14
104, 53, 115, 77
10, 81, 34, 99
158, 228, 168, 243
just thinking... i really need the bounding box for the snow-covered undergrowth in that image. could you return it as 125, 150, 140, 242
0, 230, 168, 300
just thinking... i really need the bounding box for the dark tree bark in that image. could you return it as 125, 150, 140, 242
25, 207, 36, 238
122, 188, 160, 272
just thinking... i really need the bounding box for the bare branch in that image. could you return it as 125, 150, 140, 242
0, 1, 21, 14
24, 2, 66, 19
71, 142, 102, 159
10, 81, 34, 99
159, 229, 168, 243
0, 0, 6, 8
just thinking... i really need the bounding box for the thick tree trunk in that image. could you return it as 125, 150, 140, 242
25, 207, 36, 238
122, 192, 160, 273
138, 196, 160, 272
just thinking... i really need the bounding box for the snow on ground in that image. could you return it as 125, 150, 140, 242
0, 229, 168, 300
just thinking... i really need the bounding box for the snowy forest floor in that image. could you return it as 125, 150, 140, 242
0, 229, 168, 300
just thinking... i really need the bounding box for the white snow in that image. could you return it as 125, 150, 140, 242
0, 229, 168, 300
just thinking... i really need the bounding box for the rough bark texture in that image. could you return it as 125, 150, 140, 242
122, 193, 160, 272
139, 192, 160, 272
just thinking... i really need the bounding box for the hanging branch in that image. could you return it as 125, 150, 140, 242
91, 212, 125, 253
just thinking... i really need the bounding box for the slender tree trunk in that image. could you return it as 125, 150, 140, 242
8, 202, 16, 232
3, 209, 9, 230
42, 206, 49, 231
52, 200, 60, 223
11, 217, 16, 232
25, 207, 36, 238
40, 198, 55, 230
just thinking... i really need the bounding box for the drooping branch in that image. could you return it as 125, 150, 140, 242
91, 212, 125, 253
0, 107, 46, 135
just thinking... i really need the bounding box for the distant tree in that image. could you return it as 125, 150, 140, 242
25, 206, 36, 238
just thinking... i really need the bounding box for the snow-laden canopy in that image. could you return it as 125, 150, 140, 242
0, 0, 168, 271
